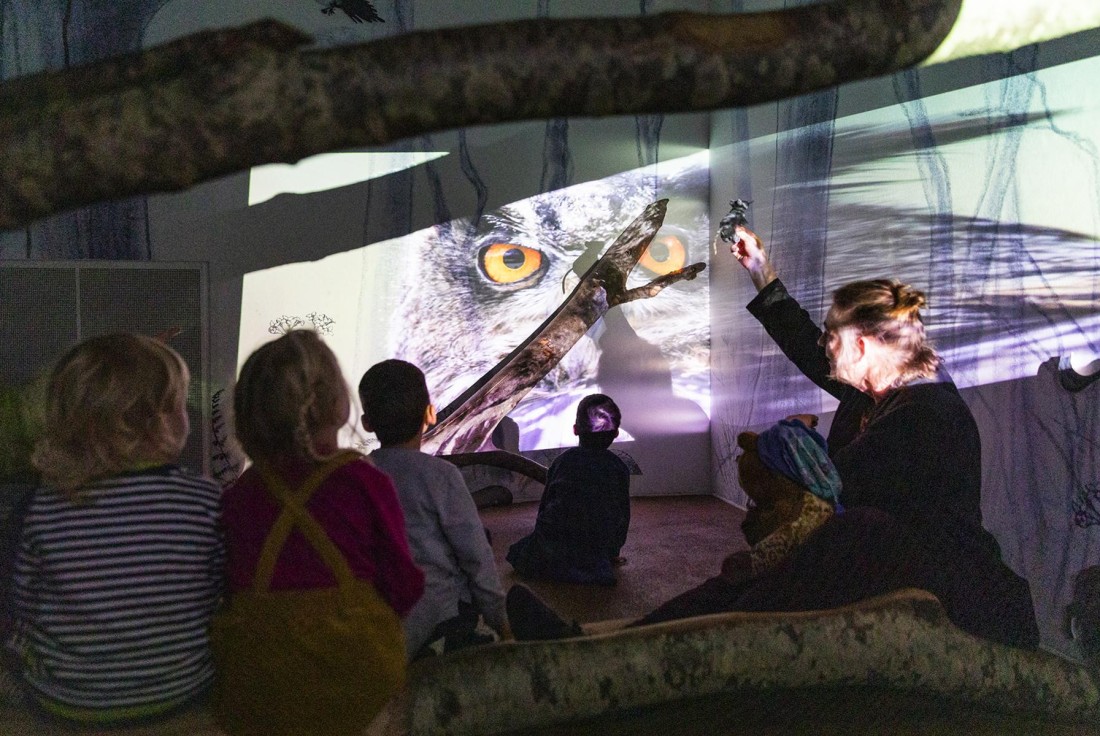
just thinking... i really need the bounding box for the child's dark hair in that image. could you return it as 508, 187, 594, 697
576, 394, 621, 450
358, 359, 430, 447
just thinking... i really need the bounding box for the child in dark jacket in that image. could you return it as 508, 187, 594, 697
506, 394, 630, 586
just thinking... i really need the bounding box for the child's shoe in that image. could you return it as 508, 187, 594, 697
506, 585, 583, 641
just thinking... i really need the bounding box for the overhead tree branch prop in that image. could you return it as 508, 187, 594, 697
2, 0, 1099, 229
423, 198, 704, 456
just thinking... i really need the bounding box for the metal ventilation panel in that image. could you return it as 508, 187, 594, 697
0, 261, 209, 475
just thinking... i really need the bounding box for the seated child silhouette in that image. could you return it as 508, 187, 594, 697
359, 359, 509, 658
5, 334, 223, 726
506, 417, 841, 639
506, 394, 630, 586
217, 331, 422, 735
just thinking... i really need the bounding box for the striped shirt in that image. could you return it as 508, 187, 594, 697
6, 465, 224, 722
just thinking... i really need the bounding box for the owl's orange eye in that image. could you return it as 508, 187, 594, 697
479, 243, 544, 284
639, 235, 687, 276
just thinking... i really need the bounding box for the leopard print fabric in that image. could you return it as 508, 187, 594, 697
748, 492, 835, 576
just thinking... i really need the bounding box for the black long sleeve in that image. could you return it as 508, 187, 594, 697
744, 279, 1038, 648
747, 278, 988, 553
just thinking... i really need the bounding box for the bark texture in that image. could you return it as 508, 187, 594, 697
0, 0, 967, 229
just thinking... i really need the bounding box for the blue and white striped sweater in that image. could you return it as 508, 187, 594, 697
6, 466, 224, 720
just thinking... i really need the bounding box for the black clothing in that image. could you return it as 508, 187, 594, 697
631, 279, 1038, 648
637, 507, 1037, 648
412, 599, 495, 660
506, 447, 630, 586
747, 279, 996, 570
505, 585, 584, 641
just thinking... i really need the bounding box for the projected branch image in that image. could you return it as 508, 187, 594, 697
239, 152, 710, 451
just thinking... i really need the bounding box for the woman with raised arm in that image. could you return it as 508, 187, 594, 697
727, 225, 1038, 647
508, 226, 1039, 648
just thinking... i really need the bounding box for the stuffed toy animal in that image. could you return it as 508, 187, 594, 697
721, 421, 841, 581
1067, 565, 1100, 676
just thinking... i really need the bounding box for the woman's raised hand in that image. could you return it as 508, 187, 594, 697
729, 225, 777, 291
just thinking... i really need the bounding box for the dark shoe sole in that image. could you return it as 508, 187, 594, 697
506, 584, 583, 641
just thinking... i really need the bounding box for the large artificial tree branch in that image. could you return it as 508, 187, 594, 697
422, 198, 704, 455
924, 0, 1100, 65
440, 451, 549, 485
619, 264, 707, 305
2, 0, 1098, 229
0, 0, 956, 227
0, 22, 311, 116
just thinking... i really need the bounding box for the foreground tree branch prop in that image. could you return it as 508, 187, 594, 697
421, 199, 703, 455
4, 0, 1099, 229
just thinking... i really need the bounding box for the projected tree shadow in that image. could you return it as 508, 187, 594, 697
715, 196, 1100, 491
423, 199, 705, 457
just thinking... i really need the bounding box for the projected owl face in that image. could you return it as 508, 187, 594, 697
390, 158, 710, 450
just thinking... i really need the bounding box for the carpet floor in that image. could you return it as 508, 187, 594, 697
481, 494, 746, 625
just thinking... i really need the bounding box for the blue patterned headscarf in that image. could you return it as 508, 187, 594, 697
755, 419, 842, 505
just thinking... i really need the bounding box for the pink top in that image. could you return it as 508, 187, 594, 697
220, 457, 424, 617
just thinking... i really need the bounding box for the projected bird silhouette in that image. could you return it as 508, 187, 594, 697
320, 0, 383, 23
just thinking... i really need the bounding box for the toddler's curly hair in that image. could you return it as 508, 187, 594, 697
32, 333, 189, 496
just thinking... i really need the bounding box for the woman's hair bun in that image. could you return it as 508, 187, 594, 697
890, 282, 926, 319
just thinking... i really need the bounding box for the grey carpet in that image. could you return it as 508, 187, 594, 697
482, 495, 747, 624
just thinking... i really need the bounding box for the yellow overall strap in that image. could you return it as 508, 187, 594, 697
251, 451, 363, 593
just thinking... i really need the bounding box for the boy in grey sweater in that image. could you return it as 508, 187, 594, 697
359, 359, 508, 658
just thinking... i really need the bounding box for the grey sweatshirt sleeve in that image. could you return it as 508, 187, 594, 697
435, 465, 507, 634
